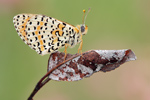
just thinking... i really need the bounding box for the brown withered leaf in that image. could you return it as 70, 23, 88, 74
47, 49, 136, 81
28, 49, 136, 100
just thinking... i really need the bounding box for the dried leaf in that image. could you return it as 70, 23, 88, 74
47, 49, 136, 81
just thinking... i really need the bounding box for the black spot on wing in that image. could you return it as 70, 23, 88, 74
65, 41, 68, 43
35, 15, 37, 20
44, 23, 47, 26
52, 20, 54, 24
41, 35, 44, 38
63, 22, 66, 26
58, 37, 61, 41
35, 37, 38, 41
46, 18, 48, 22
43, 40, 46, 43
69, 31, 71, 34
28, 28, 30, 31
55, 48, 58, 50
48, 48, 51, 53
33, 44, 36, 47
51, 46, 54, 50
34, 26, 36, 30
73, 34, 75, 39
29, 22, 32, 25
41, 17, 44, 21
48, 42, 51, 46
72, 29, 74, 33
57, 42, 60, 46
37, 42, 40, 46
37, 21, 40, 25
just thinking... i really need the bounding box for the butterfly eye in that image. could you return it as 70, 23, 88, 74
81, 25, 85, 33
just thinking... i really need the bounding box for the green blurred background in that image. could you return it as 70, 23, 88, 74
0, 0, 150, 100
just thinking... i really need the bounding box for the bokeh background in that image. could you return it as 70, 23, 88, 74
0, 0, 150, 100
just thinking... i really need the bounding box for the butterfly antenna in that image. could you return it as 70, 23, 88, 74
84, 8, 91, 24
82, 9, 86, 25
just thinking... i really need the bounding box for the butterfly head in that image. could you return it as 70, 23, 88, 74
80, 25, 88, 35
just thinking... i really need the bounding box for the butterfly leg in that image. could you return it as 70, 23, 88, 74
64, 44, 71, 61
78, 31, 83, 56
78, 39, 83, 56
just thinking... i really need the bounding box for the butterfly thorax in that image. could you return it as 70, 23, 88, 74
68, 24, 88, 48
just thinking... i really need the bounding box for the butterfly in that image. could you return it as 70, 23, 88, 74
13, 8, 90, 58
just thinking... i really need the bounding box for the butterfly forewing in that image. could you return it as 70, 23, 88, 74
13, 14, 77, 55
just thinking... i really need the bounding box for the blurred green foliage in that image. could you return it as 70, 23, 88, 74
0, 0, 150, 100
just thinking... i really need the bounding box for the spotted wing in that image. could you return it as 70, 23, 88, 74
13, 14, 76, 55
